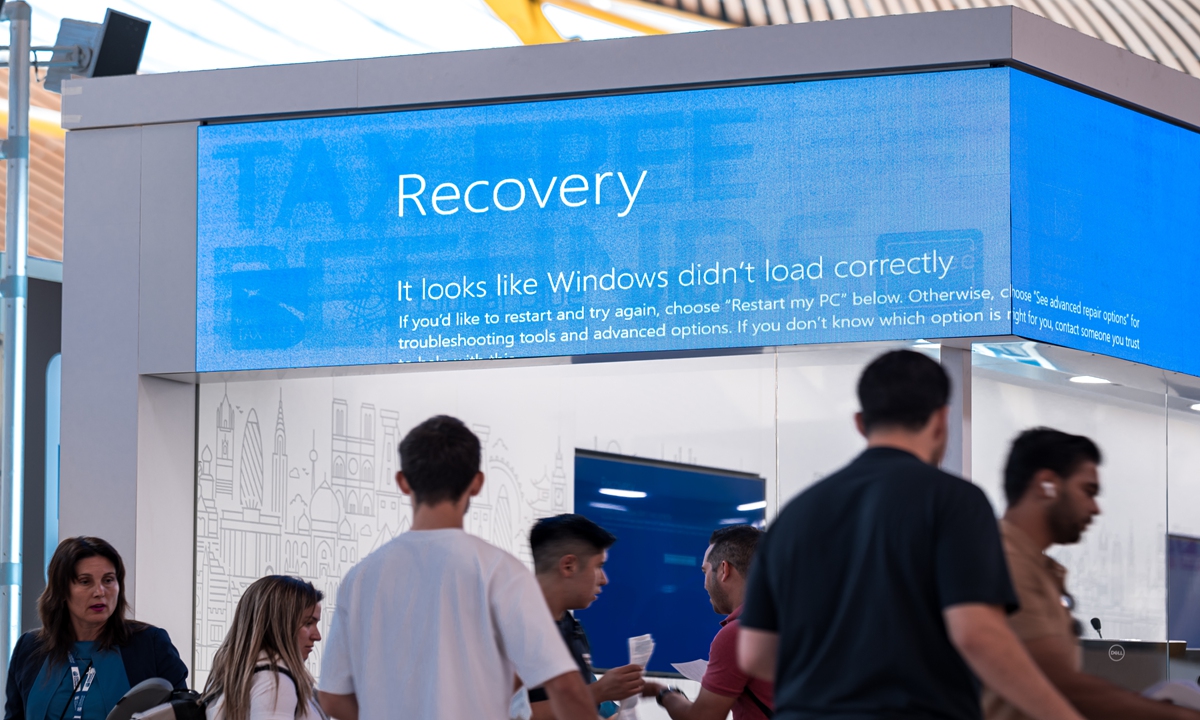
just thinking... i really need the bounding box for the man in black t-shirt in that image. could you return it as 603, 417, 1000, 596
526, 514, 643, 719
738, 350, 1085, 720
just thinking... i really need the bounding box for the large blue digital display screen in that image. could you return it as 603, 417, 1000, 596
197, 66, 1200, 377
197, 69, 1012, 371
1009, 71, 1200, 378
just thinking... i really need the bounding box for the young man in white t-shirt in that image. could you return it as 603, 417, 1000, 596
318, 415, 598, 720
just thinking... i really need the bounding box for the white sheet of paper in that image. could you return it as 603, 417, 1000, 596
628, 634, 655, 667
671, 659, 709, 684
618, 634, 655, 720
508, 687, 532, 720
1144, 680, 1200, 709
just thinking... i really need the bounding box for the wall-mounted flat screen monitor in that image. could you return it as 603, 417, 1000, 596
573, 450, 765, 674
1168, 534, 1200, 647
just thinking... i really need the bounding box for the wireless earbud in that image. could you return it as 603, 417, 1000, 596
1042, 482, 1057, 498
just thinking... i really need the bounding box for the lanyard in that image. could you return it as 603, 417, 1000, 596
63, 652, 96, 720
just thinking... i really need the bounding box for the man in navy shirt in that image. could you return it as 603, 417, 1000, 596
737, 350, 1085, 720
526, 514, 644, 719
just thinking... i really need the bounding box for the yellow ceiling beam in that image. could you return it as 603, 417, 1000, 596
609, 0, 736, 28
486, 0, 688, 45
483, 0, 565, 44
0, 109, 65, 139
544, 0, 667, 35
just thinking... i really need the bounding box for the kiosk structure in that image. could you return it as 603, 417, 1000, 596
60, 6, 1200, 688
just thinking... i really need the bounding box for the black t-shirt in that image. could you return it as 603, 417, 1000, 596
527, 612, 595, 704
741, 447, 1018, 720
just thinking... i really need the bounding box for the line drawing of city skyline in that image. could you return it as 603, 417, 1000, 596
194, 382, 570, 686
192, 369, 1176, 681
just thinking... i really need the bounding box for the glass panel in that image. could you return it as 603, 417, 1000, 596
1167, 383, 1200, 682
973, 342, 1169, 691
775, 341, 927, 507
45, 353, 59, 582
193, 338, 1192, 708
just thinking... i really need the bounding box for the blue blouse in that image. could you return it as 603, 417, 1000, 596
4, 626, 188, 720
26, 642, 131, 720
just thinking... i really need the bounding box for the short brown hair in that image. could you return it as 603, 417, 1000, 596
708, 525, 762, 577
530, 514, 616, 575
399, 415, 481, 505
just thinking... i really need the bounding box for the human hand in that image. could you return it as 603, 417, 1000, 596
591, 664, 645, 702
641, 681, 666, 698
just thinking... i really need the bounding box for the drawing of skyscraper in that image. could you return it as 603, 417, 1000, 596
270, 392, 287, 515
240, 409, 264, 509
551, 444, 568, 512
216, 390, 235, 498
494, 484, 514, 555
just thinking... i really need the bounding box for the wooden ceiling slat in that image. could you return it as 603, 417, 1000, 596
644, 0, 1200, 74
0, 69, 65, 260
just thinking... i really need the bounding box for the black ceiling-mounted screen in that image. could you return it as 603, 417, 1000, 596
92, 9, 149, 78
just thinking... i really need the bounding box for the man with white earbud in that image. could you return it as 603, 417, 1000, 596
985, 428, 1200, 720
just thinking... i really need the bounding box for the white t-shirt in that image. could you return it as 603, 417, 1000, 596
319, 528, 577, 720
206, 654, 324, 720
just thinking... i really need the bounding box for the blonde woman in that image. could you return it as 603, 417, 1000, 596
202, 577, 325, 720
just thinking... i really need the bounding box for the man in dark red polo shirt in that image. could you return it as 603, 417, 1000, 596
644, 525, 774, 720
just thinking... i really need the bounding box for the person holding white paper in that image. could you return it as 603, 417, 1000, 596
526, 514, 645, 720
644, 525, 774, 720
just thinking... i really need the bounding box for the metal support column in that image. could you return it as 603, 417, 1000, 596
0, 0, 31, 673
940, 344, 973, 479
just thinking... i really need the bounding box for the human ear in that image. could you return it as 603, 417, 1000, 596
1028, 469, 1062, 503
468, 472, 484, 497
930, 406, 949, 440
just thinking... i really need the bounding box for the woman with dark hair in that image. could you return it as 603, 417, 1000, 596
201, 576, 324, 720
3, 537, 188, 720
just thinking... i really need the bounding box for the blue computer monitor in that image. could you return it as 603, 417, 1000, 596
573, 450, 766, 674
1169, 534, 1200, 648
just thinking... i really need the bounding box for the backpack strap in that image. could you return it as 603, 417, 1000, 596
253, 665, 328, 720
253, 665, 297, 685
744, 686, 774, 719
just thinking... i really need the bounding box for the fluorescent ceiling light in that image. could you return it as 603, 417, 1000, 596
737, 500, 767, 511
588, 501, 628, 512
719, 517, 749, 525
1070, 375, 1111, 384
1191, 403, 1200, 412
599, 488, 647, 498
